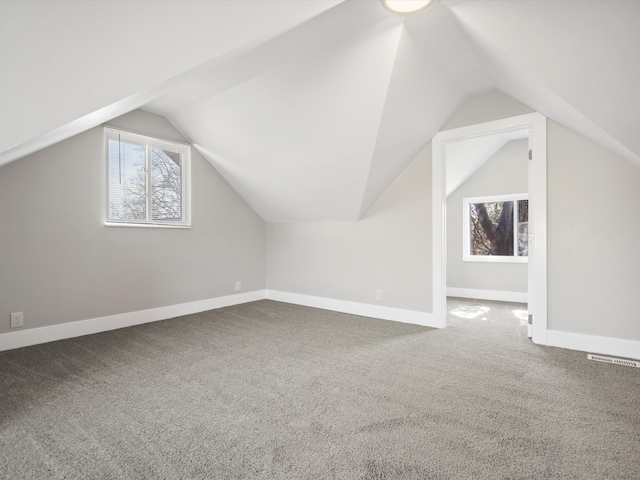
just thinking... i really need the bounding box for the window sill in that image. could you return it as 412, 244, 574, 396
463, 256, 528, 264
105, 222, 191, 229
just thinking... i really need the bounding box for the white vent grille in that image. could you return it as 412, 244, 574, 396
587, 354, 640, 368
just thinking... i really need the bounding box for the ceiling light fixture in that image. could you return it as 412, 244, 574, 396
381, 0, 434, 15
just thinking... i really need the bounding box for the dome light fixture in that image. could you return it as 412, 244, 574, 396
381, 0, 434, 15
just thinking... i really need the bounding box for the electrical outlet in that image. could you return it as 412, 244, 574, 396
10, 312, 24, 328
235, 281, 241, 291
376, 289, 383, 302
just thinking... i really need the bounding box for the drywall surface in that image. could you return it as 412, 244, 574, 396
547, 121, 640, 340
267, 145, 432, 312
443, 92, 533, 130
0, 109, 265, 334
447, 139, 528, 293
0, 1, 340, 161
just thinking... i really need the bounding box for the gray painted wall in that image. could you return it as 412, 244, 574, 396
0, 109, 266, 334
547, 121, 640, 339
447, 139, 528, 293
267, 145, 432, 312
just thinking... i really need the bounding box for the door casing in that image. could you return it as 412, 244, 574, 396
432, 113, 548, 345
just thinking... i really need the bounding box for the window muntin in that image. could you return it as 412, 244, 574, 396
463, 193, 528, 263
105, 128, 191, 227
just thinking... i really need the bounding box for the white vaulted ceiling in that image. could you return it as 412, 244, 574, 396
445, 128, 529, 198
1, 0, 639, 221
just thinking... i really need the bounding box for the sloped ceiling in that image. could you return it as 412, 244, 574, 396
445, 129, 528, 198
1, 0, 639, 222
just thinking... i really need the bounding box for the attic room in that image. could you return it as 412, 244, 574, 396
1, 1, 639, 478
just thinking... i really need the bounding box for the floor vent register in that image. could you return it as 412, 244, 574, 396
587, 353, 639, 368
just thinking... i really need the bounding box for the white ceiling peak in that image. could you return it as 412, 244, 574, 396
358, 2, 493, 218
173, 19, 405, 222
162, 0, 496, 222
2, 0, 639, 222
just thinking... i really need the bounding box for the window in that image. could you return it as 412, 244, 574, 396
463, 193, 528, 262
105, 127, 191, 227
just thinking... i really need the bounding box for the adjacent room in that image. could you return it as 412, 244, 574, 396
445, 130, 530, 341
1, 1, 639, 478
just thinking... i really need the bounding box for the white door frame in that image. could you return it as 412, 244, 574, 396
432, 112, 548, 345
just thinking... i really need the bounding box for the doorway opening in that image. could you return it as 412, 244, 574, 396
432, 113, 548, 345
447, 297, 530, 341
446, 129, 529, 336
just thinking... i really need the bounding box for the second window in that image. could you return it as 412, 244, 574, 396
463, 193, 528, 262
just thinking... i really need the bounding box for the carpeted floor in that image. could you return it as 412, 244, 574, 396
1, 298, 638, 479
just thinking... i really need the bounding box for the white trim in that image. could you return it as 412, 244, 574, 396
547, 330, 640, 361
447, 288, 528, 304
0, 290, 437, 352
6, 288, 635, 361
104, 222, 191, 229
432, 112, 548, 345
103, 125, 192, 148
432, 132, 447, 329
0, 290, 267, 352
266, 290, 438, 328
529, 114, 548, 345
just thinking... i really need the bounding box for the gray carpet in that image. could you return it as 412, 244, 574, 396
1, 299, 638, 479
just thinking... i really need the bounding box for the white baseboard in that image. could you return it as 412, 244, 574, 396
266, 290, 438, 328
547, 330, 640, 361
4, 287, 636, 361
0, 290, 267, 352
447, 287, 528, 304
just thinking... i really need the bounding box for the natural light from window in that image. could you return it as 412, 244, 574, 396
512, 309, 529, 326
449, 304, 491, 320
463, 193, 528, 263
104, 127, 191, 228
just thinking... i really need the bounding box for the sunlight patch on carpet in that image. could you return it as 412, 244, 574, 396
512, 309, 529, 325
449, 304, 490, 319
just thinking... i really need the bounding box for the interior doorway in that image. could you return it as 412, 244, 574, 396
432, 113, 548, 345
444, 129, 530, 334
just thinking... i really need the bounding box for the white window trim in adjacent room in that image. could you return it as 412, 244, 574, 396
463, 193, 528, 263
104, 127, 191, 228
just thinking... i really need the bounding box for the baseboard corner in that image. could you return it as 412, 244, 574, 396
266, 290, 439, 328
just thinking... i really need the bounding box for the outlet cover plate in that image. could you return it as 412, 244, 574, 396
10, 312, 24, 328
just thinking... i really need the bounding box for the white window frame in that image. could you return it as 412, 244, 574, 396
463, 193, 528, 263
104, 127, 191, 228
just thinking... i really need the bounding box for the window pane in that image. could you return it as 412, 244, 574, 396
108, 139, 147, 221
151, 148, 182, 222
470, 201, 514, 256
517, 199, 529, 257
